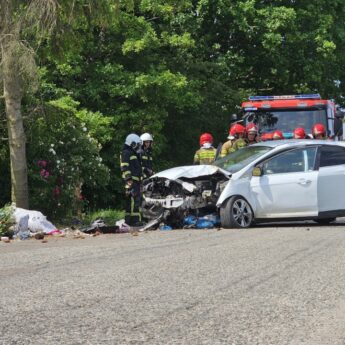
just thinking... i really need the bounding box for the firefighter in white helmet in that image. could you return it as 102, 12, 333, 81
140, 132, 154, 179
120, 133, 143, 226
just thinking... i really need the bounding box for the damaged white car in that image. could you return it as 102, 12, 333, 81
143, 140, 345, 228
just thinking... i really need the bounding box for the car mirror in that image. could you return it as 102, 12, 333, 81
252, 167, 262, 177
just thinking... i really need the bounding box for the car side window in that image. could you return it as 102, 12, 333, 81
319, 146, 345, 167
263, 147, 317, 175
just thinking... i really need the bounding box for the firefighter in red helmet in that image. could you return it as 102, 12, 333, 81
272, 130, 284, 140
246, 123, 260, 145
230, 124, 248, 152
293, 127, 307, 139
194, 132, 217, 164
312, 123, 326, 139
220, 125, 237, 157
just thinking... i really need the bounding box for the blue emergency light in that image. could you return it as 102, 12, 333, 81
249, 94, 321, 101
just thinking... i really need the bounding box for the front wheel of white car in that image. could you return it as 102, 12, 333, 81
220, 196, 253, 229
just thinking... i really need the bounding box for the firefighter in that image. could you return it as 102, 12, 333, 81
194, 133, 217, 164
293, 127, 307, 139
140, 132, 154, 179
272, 130, 284, 140
120, 134, 143, 226
246, 123, 260, 145
312, 123, 326, 139
220, 125, 236, 157
229, 124, 248, 152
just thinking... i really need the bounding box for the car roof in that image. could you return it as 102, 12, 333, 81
253, 139, 345, 149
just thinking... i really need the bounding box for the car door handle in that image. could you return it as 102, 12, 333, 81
298, 179, 311, 185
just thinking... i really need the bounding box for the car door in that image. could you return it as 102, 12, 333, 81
250, 147, 318, 218
317, 145, 345, 213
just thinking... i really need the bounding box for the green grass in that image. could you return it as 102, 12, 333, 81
83, 209, 125, 225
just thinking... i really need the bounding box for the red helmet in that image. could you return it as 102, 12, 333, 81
232, 123, 246, 135
199, 132, 213, 146
272, 130, 284, 140
261, 133, 273, 141
293, 127, 306, 139
312, 123, 326, 137
228, 125, 237, 138
246, 123, 258, 134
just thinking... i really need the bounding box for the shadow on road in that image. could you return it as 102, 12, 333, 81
253, 219, 345, 228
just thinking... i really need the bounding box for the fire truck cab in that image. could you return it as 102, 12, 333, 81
241, 94, 344, 140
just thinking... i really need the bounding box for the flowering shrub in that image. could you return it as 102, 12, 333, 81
26, 97, 110, 219
0, 204, 15, 237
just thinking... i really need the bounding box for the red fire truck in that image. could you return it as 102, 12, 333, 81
241, 94, 344, 140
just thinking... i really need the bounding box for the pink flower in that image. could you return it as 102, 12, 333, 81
53, 186, 61, 196
38, 160, 47, 168
40, 169, 50, 178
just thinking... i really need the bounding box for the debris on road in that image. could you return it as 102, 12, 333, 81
160, 225, 172, 231
34, 233, 45, 240
13, 208, 61, 239
80, 218, 122, 234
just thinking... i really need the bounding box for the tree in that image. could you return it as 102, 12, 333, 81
0, 0, 115, 208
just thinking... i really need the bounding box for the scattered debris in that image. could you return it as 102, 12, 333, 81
115, 219, 131, 233
182, 213, 220, 230
73, 230, 86, 239
34, 233, 45, 240
1, 236, 10, 243
160, 225, 172, 231
13, 208, 61, 239
80, 218, 121, 234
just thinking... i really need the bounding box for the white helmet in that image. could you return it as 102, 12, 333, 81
140, 133, 153, 142
125, 133, 142, 148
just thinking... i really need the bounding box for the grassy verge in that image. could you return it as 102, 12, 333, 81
83, 209, 125, 225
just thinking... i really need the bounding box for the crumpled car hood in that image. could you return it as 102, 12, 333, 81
151, 165, 231, 180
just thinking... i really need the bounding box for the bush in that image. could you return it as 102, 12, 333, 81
0, 204, 15, 237
26, 97, 110, 220
84, 209, 124, 225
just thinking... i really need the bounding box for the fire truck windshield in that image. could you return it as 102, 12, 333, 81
244, 108, 327, 134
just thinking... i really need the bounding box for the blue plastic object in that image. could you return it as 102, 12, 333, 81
195, 219, 214, 229
160, 225, 172, 231
201, 214, 221, 226
184, 215, 197, 226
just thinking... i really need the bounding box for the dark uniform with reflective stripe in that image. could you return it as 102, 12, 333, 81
120, 145, 142, 226
141, 148, 154, 179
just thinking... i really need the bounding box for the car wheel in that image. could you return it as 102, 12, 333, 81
314, 218, 336, 225
220, 196, 253, 229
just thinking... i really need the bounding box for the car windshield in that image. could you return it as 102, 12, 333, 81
214, 146, 272, 173
244, 108, 327, 134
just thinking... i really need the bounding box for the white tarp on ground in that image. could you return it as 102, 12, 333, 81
13, 208, 58, 235
151, 165, 230, 180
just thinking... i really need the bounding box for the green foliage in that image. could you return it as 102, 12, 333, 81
0, 205, 15, 237
1, 0, 345, 215
26, 96, 110, 219
83, 209, 125, 225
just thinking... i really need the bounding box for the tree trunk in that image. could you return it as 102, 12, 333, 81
3, 50, 29, 209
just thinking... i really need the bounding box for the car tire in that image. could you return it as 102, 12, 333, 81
220, 196, 254, 229
314, 218, 336, 225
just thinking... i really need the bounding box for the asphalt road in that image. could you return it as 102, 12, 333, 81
1, 222, 345, 345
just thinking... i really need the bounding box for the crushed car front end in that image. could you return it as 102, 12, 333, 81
142, 165, 230, 228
